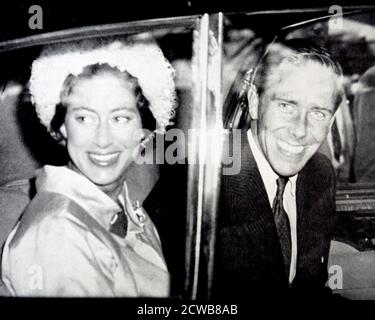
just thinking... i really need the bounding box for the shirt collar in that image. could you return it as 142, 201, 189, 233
35, 165, 142, 231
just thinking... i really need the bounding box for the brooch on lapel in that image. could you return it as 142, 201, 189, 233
133, 200, 146, 224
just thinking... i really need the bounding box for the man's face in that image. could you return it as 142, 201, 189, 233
61, 71, 143, 195
253, 60, 338, 177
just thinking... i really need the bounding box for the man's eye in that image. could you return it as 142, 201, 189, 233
278, 102, 294, 112
310, 111, 326, 121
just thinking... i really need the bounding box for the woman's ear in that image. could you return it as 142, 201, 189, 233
248, 84, 259, 120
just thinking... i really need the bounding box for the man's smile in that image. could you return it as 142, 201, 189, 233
276, 139, 305, 157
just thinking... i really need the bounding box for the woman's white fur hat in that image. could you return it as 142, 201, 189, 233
29, 39, 177, 133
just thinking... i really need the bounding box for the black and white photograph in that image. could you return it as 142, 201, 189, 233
0, 0, 374, 316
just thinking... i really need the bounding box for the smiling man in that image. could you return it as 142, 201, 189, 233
214, 39, 344, 299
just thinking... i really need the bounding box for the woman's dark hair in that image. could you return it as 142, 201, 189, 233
50, 63, 156, 142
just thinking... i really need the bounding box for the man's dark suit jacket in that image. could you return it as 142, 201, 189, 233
213, 130, 337, 299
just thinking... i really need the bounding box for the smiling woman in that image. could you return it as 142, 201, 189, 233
0, 39, 177, 297
55, 64, 152, 200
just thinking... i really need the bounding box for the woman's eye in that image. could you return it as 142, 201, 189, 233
113, 116, 130, 123
74, 114, 96, 124
75, 116, 88, 123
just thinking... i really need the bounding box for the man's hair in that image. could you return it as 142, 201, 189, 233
253, 38, 344, 110
50, 63, 156, 142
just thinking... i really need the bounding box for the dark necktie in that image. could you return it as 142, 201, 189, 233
272, 177, 291, 279
109, 210, 128, 238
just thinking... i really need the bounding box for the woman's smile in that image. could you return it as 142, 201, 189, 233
87, 151, 121, 167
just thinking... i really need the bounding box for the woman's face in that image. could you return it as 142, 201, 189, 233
60, 71, 143, 197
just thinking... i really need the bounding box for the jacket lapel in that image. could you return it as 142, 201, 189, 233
226, 130, 287, 280
235, 130, 274, 228
295, 158, 319, 274
296, 168, 307, 259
